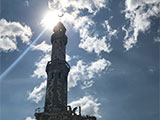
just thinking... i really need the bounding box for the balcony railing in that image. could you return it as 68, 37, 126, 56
35, 107, 44, 113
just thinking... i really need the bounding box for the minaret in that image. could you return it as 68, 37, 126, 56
34, 22, 96, 120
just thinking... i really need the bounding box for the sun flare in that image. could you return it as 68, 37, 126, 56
41, 10, 61, 30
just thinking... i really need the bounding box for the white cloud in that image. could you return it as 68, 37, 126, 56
32, 40, 71, 62
79, 34, 112, 54
32, 57, 111, 90
154, 26, 160, 42
48, 0, 106, 15
32, 54, 50, 79
69, 96, 101, 118
103, 20, 118, 41
32, 53, 71, 79
29, 58, 110, 103
47, 0, 111, 55
31, 42, 52, 79
25, 117, 35, 120
30, 44, 71, 103
72, 16, 113, 54
125, 0, 160, 11
32, 41, 51, 53
66, 54, 71, 61
24, 0, 30, 7
28, 80, 47, 103
123, 0, 160, 50
29, 0, 112, 103
68, 58, 111, 89
0, 18, 32, 52
87, 58, 111, 78
78, 18, 112, 54
76, 17, 113, 54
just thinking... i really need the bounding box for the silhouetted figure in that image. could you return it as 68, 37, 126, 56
73, 107, 78, 115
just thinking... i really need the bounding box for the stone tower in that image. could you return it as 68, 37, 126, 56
44, 22, 69, 113
34, 22, 96, 120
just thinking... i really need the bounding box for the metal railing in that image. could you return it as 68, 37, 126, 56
35, 107, 44, 113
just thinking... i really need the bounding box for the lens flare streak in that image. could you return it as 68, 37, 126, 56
0, 29, 46, 81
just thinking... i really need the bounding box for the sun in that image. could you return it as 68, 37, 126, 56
41, 10, 61, 30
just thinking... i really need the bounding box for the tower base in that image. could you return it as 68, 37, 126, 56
35, 111, 96, 120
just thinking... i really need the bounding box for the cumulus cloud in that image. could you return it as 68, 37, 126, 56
32, 54, 50, 79
29, 41, 71, 103
123, 0, 160, 50
29, 58, 110, 103
69, 96, 101, 118
25, 117, 35, 120
32, 48, 71, 79
77, 17, 112, 54
31, 40, 71, 79
28, 80, 47, 103
48, 0, 106, 15
32, 41, 52, 53
29, 0, 112, 104
76, 17, 118, 54
79, 34, 112, 54
32, 57, 111, 89
103, 20, 118, 41
0, 18, 32, 52
125, 0, 160, 11
66, 54, 71, 61
32, 53, 71, 79
68, 58, 111, 89
47, 0, 113, 55
32, 42, 51, 79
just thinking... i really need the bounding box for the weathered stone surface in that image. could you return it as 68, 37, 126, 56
44, 22, 69, 112
51, 22, 67, 61
44, 61, 69, 112
35, 111, 96, 120
51, 35, 67, 61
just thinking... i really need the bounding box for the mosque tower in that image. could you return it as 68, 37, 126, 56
34, 22, 96, 120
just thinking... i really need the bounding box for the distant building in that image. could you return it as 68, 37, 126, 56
34, 22, 96, 120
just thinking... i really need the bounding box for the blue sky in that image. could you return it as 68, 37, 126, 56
0, 0, 159, 120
